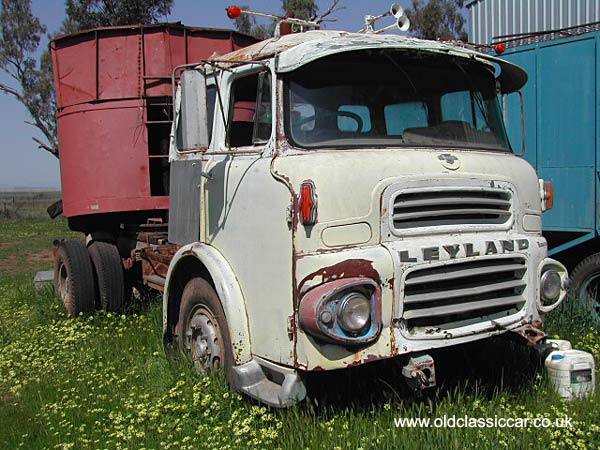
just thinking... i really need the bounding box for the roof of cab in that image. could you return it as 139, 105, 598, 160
209, 30, 527, 93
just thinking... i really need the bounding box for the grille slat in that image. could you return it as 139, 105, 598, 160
405, 263, 526, 285
394, 197, 511, 209
393, 208, 511, 222
404, 279, 526, 304
403, 295, 525, 320
392, 188, 512, 230
402, 257, 526, 331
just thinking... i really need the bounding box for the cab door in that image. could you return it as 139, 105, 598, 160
204, 66, 296, 365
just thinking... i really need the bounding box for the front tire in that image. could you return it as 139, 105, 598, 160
570, 252, 600, 324
175, 278, 234, 383
53, 240, 95, 316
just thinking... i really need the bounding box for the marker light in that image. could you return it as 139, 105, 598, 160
299, 180, 318, 225
226, 5, 242, 19
540, 179, 554, 211
493, 43, 506, 54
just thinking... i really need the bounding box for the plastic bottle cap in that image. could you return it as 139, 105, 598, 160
551, 354, 564, 360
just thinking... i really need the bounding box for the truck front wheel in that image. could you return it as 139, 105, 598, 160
175, 278, 234, 383
54, 240, 95, 316
570, 252, 600, 324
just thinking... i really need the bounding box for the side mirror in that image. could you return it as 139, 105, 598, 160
502, 90, 526, 157
178, 69, 209, 152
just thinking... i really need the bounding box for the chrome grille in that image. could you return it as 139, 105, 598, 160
402, 257, 526, 331
392, 188, 512, 230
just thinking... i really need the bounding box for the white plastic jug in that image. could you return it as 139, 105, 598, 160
545, 350, 595, 400
546, 339, 573, 351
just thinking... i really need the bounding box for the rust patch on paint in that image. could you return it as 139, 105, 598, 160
347, 353, 386, 367
387, 277, 394, 290
298, 258, 381, 294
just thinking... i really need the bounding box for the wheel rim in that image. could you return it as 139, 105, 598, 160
184, 305, 222, 375
58, 263, 69, 305
577, 273, 600, 323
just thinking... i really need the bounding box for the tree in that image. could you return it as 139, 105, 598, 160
0, 0, 174, 158
405, 0, 468, 41
61, 0, 173, 34
282, 0, 318, 20
0, 0, 57, 155
233, 5, 272, 40
234, 0, 344, 40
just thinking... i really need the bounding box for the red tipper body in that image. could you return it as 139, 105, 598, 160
51, 23, 256, 222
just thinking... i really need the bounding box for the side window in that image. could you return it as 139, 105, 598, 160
228, 72, 272, 147
253, 73, 271, 144
206, 85, 217, 143
337, 105, 371, 132
384, 102, 428, 135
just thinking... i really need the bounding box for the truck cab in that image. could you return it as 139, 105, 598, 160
163, 30, 569, 407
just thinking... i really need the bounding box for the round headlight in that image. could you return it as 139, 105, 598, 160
337, 292, 371, 333
541, 270, 562, 304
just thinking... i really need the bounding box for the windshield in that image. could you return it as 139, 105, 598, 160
284, 50, 511, 152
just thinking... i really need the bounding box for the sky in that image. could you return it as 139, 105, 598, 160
0, 0, 421, 189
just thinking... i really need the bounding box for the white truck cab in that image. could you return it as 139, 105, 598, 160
163, 30, 569, 407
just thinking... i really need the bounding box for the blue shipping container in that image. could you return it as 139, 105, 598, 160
501, 30, 600, 257
498, 26, 600, 321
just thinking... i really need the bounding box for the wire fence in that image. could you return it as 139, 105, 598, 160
0, 191, 61, 221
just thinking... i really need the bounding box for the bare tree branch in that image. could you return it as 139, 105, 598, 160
313, 0, 345, 24
32, 137, 56, 154
0, 82, 24, 101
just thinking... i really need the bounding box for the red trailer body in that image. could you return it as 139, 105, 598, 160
51, 23, 256, 228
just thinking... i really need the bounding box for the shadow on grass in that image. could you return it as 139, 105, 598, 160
300, 336, 541, 415
298, 293, 600, 416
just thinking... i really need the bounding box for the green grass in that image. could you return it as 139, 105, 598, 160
1, 217, 600, 449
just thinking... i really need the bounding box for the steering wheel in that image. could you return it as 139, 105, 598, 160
294, 110, 364, 133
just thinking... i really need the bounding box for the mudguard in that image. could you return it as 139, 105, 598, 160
163, 242, 252, 364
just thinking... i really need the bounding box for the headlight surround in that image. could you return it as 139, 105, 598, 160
537, 258, 568, 313
298, 277, 381, 345
337, 292, 371, 333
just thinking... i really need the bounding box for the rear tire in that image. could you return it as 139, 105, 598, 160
175, 278, 234, 384
54, 240, 95, 316
88, 241, 125, 312
570, 252, 600, 324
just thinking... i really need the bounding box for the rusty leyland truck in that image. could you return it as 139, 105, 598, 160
161, 26, 571, 405
50, 8, 570, 408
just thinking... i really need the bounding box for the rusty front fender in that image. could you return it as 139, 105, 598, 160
163, 243, 252, 365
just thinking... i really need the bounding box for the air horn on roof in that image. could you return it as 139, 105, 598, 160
359, 3, 410, 34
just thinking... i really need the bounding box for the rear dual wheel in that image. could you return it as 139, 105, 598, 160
54, 240, 125, 315
88, 241, 125, 312
54, 240, 95, 316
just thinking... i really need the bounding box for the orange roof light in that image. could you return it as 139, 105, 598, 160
226, 5, 242, 19
493, 43, 506, 55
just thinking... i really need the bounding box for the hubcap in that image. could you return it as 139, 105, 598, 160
185, 305, 222, 375
577, 274, 600, 324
